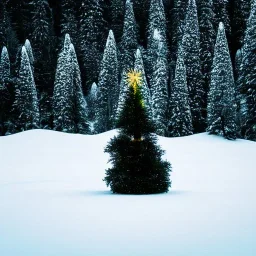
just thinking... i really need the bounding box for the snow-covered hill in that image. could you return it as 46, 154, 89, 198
0, 130, 255, 256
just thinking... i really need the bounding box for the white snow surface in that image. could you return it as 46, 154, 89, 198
0, 129, 255, 256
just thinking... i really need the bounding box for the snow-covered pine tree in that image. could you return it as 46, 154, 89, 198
14, 46, 39, 131
104, 70, 171, 194
197, 0, 216, 92
182, 0, 205, 133
53, 34, 75, 133
0, 46, 10, 81
87, 82, 98, 121
78, 0, 107, 91
167, 47, 193, 137
134, 48, 152, 117
120, 0, 138, 71
24, 39, 34, 74
151, 40, 169, 136
69, 43, 90, 134
207, 22, 237, 140
30, 0, 55, 91
170, 0, 188, 60
95, 30, 119, 133
238, 0, 256, 140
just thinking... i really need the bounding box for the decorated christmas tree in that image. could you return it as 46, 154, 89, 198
104, 70, 171, 194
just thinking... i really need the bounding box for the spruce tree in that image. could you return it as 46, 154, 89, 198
182, 0, 205, 133
134, 48, 152, 117
170, 0, 188, 60
167, 47, 193, 137
87, 82, 98, 121
238, 0, 256, 140
13, 46, 40, 131
70, 43, 90, 135
104, 70, 171, 194
120, 0, 138, 71
53, 34, 75, 133
0, 46, 10, 81
151, 40, 169, 136
95, 30, 119, 133
197, 0, 216, 92
207, 23, 237, 140
24, 39, 34, 74
78, 0, 107, 91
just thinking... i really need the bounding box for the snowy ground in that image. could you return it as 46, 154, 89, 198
0, 130, 255, 256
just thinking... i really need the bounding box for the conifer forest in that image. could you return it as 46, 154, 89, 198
0, 0, 255, 141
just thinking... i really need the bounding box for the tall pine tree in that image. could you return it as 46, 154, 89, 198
120, 0, 138, 71
95, 30, 119, 133
207, 23, 237, 140
13, 46, 40, 131
238, 0, 256, 140
167, 47, 193, 137
182, 0, 205, 133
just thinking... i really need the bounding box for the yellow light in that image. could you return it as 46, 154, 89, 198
127, 70, 142, 90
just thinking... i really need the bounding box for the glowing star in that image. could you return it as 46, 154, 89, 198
127, 70, 142, 89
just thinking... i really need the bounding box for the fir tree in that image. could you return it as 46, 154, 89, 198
207, 23, 237, 140
151, 40, 169, 136
95, 30, 119, 133
238, 0, 256, 140
87, 82, 98, 121
120, 0, 138, 71
53, 34, 75, 132
170, 0, 188, 60
70, 43, 90, 134
14, 46, 40, 131
167, 47, 193, 137
24, 39, 34, 74
0, 46, 10, 81
104, 70, 171, 194
197, 0, 216, 92
182, 0, 205, 133
134, 48, 152, 117
78, 0, 107, 91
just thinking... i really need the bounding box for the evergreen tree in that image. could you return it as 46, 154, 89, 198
87, 82, 98, 121
207, 23, 237, 140
238, 0, 256, 140
24, 39, 34, 74
197, 0, 216, 92
167, 47, 193, 137
170, 0, 188, 60
134, 48, 152, 118
0, 46, 10, 81
78, 0, 107, 91
182, 0, 205, 133
120, 0, 138, 71
104, 70, 171, 194
53, 34, 75, 132
13, 46, 40, 131
95, 30, 119, 133
70, 43, 90, 134
151, 40, 169, 136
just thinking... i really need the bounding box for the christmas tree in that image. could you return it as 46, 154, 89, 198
104, 70, 171, 194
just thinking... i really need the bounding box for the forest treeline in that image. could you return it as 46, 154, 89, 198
0, 0, 255, 141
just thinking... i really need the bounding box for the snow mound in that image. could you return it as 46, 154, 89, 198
0, 130, 255, 256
